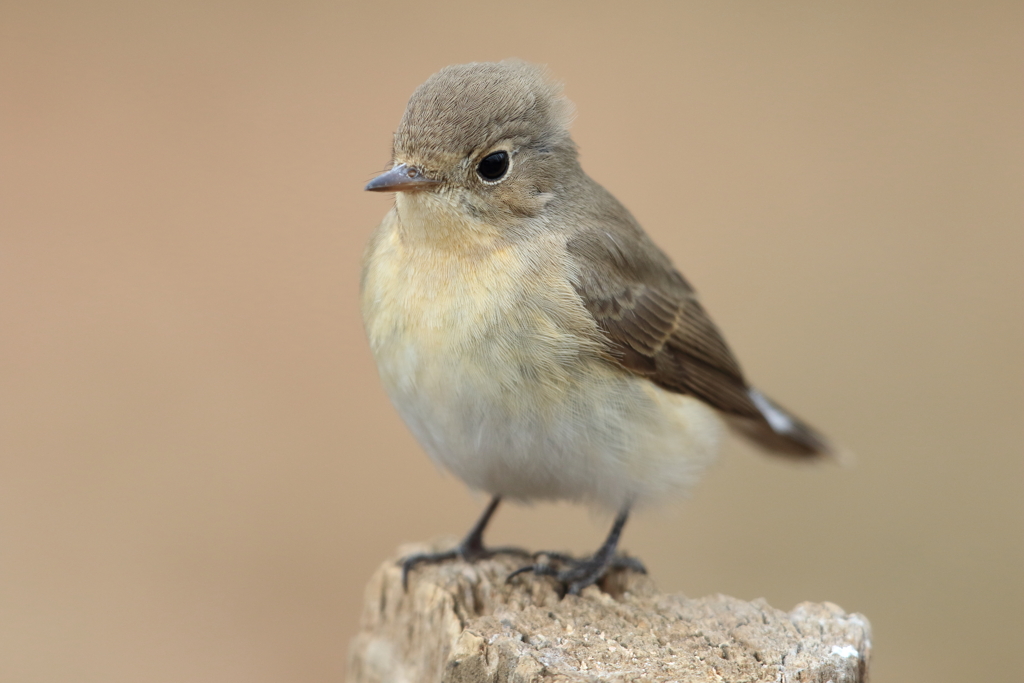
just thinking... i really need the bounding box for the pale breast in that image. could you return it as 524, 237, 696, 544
360, 210, 722, 509
362, 210, 602, 439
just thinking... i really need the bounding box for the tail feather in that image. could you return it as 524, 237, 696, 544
727, 387, 832, 458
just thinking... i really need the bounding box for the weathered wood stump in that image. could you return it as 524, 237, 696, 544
349, 540, 871, 682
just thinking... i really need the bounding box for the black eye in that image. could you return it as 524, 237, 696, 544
477, 151, 509, 181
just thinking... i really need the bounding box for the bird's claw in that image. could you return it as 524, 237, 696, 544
507, 550, 646, 596
399, 543, 530, 590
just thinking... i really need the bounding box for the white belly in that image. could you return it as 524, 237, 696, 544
361, 216, 723, 511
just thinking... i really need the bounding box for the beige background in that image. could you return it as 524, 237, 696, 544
1, 2, 1020, 681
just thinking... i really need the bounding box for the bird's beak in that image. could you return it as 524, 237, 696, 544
365, 164, 441, 192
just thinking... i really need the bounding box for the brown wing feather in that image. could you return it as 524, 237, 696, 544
566, 225, 830, 457
567, 228, 760, 419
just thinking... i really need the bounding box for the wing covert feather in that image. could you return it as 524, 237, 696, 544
566, 228, 761, 419
565, 223, 831, 457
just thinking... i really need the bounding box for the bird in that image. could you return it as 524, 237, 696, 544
360, 60, 832, 595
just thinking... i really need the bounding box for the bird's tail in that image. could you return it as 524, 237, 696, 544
726, 387, 833, 458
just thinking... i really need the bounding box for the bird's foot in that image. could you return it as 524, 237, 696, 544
507, 550, 647, 596
399, 541, 529, 590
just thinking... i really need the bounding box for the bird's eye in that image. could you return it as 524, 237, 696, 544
476, 151, 509, 182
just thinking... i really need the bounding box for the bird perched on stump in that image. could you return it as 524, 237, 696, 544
361, 60, 832, 595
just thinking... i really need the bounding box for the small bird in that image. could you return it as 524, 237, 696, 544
361, 60, 831, 595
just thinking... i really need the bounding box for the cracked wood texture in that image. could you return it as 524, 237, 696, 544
348, 541, 871, 683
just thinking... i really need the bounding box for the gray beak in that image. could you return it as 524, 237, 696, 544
365, 164, 441, 192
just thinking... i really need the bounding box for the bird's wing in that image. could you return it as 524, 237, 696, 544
566, 227, 758, 418
566, 224, 830, 457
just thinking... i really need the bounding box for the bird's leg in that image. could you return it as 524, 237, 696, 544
399, 495, 528, 589
507, 506, 646, 596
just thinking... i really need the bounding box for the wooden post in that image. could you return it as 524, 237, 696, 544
349, 541, 871, 682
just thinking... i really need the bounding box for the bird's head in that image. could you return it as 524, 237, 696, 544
367, 61, 579, 230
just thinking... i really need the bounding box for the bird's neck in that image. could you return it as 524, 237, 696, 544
395, 191, 503, 252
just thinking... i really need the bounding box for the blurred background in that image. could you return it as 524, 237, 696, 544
1, 1, 1020, 681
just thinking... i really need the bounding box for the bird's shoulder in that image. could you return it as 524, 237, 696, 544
559, 181, 761, 419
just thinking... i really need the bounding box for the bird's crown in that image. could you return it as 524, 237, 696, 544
394, 60, 574, 171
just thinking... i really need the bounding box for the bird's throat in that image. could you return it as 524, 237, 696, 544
395, 191, 502, 252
